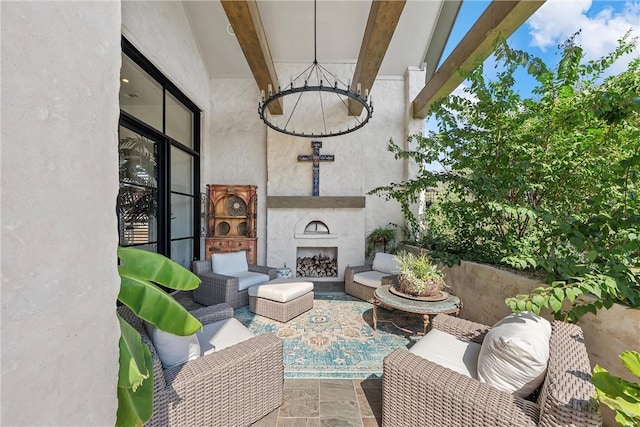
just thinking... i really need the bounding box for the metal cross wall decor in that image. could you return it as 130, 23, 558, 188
298, 141, 335, 196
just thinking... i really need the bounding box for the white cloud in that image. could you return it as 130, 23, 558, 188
527, 0, 640, 73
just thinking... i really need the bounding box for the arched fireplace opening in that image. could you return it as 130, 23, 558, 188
296, 221, 337, 277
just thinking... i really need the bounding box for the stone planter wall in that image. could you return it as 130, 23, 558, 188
400, 245, 640, 426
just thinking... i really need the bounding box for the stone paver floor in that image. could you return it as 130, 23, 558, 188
250, 378, 382, 427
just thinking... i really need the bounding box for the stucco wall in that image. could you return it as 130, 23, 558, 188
1, 2, 121, 425
207, 78, 268, 264
208, 64, 417, 267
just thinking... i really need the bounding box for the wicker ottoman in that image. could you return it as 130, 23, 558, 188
248, 278, 314, 322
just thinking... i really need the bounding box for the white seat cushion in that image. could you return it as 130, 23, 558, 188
144, 322, 201, 369
353, 270, 390, 288
236, 271, 270, 291
197, 318, 256, 355
477, 312, 552, 397
211, 251, 249, 276
372, 252, 399, 274
410, 329, 481, 378
248, 279, 314, 302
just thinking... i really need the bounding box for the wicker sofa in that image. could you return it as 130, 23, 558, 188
118, 303, 283, 427
191, 258, 277, 308
382, 314, 601, 427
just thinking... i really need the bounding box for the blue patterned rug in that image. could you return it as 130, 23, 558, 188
234, 292, 420, 378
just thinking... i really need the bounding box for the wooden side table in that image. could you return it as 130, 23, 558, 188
373, 285, 462, 335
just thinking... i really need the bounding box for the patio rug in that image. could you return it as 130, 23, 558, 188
233, 292, 421, 379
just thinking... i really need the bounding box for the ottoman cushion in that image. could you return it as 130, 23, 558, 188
248, 279, 314, 303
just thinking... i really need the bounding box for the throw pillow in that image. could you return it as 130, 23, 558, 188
144, 322, 201, 369
211, 251, 249, 276
372, 252, 399, 274
477, 312, 552, 397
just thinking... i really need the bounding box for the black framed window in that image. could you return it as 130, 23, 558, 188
118, 37, 201, 268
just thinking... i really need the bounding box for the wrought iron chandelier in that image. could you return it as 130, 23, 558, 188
257, 1, 373, 138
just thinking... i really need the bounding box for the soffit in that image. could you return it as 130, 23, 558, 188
185, 0, 446, 79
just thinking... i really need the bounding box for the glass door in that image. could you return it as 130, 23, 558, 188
118, 125, 160, 253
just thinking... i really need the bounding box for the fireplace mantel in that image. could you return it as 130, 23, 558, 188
267, 196, 365, 209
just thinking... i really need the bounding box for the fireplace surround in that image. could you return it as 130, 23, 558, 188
267, 200, 365, 281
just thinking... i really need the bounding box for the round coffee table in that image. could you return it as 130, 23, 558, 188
373, 285, 462, 336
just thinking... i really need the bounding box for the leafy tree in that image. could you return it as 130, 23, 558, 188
370, 32, 639, 321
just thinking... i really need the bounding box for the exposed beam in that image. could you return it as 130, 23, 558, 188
348, 0, 406, 117
412, 0, 545, 119
220, 0, 282, 115
423, 0, 463, 82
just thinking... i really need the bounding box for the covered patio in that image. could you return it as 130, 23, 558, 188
2, 1, 635, 426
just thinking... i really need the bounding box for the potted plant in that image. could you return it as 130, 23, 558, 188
366, 225, 398, 258
395, 251, 446, 298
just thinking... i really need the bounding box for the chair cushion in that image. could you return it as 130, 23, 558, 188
353, 270, 389, 288
144, 322, 201, 369
197, 318, 256, 355
371, 252, 399, 274
477, 312, 552, 397
410, 329, 481, 378
236, 271, 270, 291
248, 279, 314, 302
211, 251, 249, 276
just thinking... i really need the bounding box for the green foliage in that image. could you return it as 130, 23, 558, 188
370, 31, 640, 321
395, 251, 444, 281
395, 251, 446, 296
116, 247, 202, 427
592, 351, 640, 426
366, 225, 398, 257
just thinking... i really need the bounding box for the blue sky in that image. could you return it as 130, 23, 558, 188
438, 0, 640, 98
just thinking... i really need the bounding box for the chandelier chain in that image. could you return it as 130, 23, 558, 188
257, 0, 373, 138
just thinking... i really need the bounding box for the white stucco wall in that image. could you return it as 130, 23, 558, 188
1, 2, 121, 425
207, 78, 268, 264
208, 63, 418, 268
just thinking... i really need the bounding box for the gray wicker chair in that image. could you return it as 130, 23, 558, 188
191, 259, 277, 308
382, 314, 601, 427
118, 303, 283, 427
344, 264, 396, 303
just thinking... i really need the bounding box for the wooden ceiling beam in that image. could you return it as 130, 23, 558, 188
348, 0, 406, 117
220, 0, 282, 115
412, 0, 545, 119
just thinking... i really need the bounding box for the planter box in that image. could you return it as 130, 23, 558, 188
400, 245, 640, 427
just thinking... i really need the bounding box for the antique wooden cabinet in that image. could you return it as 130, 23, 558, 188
205, 184, 258, 263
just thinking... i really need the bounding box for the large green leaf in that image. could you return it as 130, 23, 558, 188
118, 247, 200, 291
118, 314, 149, 389
116, 344, 154, 427
593, 365, 640, 424
118, 267, 202, 335
621, 351, 640, 378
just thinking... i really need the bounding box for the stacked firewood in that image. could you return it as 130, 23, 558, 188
296, 254, 337, 277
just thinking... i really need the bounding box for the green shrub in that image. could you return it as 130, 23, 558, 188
371, 32, 640, 321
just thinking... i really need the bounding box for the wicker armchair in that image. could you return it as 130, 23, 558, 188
191, 259, 277, 308
118, 303, 284, 427
344, 252, 399, 302
382, 314, 601, 427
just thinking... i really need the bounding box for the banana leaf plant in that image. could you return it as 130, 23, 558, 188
116, 247, 202, 427
592, 351, 640, 427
